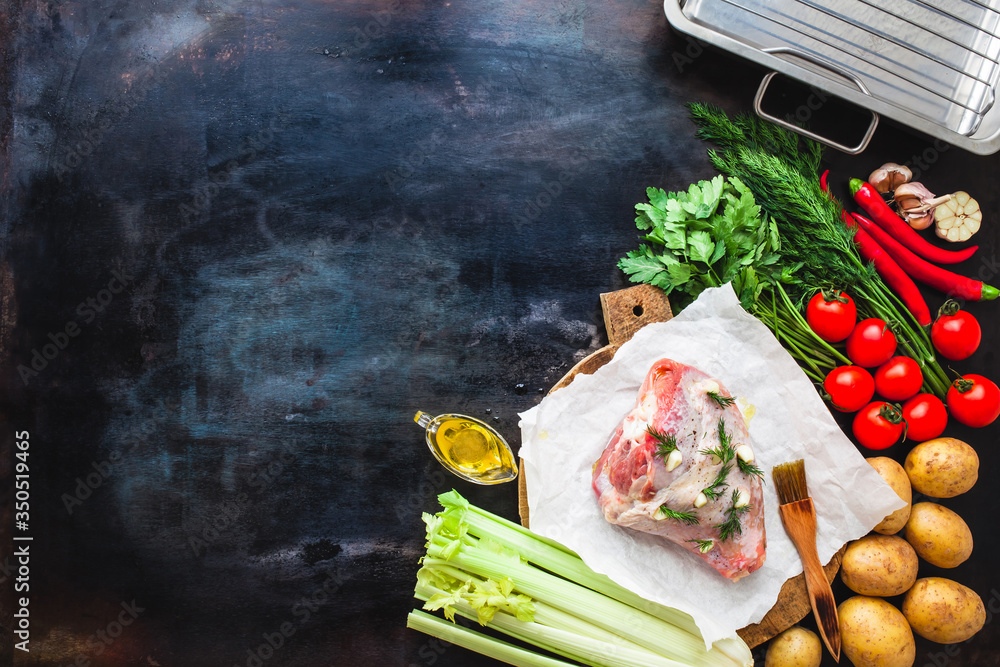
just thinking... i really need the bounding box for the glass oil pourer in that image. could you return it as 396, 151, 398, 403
414, 411, 518, 484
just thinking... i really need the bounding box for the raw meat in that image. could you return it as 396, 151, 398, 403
592, 358, 766, 581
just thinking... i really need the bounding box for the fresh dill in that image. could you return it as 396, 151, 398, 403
716, 489, 751, 542
699, 419, 736, 464
701, 464, 732, 501
658, 505, 700, 525
688, 102, 822, 179
737, 457, 765, 480
686, 538, 714, 554
707, 391, 736, 408
618, 102, 952, 397
700, 419, 736, 501
647, 426, 678, 464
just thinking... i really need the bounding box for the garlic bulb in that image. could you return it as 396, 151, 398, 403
934, 191, 981, 242
869, 162, 912, 193
893, 182, 950, 231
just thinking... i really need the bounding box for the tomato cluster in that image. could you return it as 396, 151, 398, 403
930, 302, 997, 428
808, 291, 998, 450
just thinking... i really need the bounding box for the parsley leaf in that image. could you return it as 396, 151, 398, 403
618, 252, 674, 291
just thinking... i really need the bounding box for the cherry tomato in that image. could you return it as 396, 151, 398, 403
902, 393, 948, 442
946, 374, 1000, 428
823, 365, 874, 412
931, 300, 981, 361
806, 290, 857, 342
852, 401, 906, 450
846, 319, 897, 368
873, 356, 923, 401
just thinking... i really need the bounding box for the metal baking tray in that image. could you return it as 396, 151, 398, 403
665, 0, 1000, 154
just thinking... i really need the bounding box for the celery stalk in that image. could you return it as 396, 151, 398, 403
442, 491, 753, 667
407, 610, 576, 667
456, 498, 701, 634
422, 548, 736, 667
415, 577, 691, 667
411, 490, 752, 667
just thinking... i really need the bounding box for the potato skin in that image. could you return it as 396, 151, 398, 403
904, 437, 979, 498
839, 596, 915, 667
764, 626, 822, 667
841, 534, 918, 596
904, 502, 973, 568
903, 577, 985, 643
867, 457, 912, 534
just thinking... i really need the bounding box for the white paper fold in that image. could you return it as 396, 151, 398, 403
518, 284, 906, 647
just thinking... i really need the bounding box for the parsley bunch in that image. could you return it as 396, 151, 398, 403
618, 175, 784, 311
618, 173, 848, 383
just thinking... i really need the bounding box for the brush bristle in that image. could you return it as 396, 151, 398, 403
772, 459, 809, 504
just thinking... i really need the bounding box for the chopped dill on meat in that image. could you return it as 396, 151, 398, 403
658, 505, 700, 525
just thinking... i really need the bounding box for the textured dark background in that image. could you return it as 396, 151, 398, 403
1, 0, 998, 665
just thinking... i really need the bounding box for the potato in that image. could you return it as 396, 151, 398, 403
904, 502, 973, 568
840, 534, 918, 596
764, 626, 822, 667
902, 577, 985, 644
839, 596, 915, 667
866, 457, 912, 534
904, 437, 979, 498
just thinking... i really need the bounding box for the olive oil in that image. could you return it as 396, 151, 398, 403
414, 411, 518, 484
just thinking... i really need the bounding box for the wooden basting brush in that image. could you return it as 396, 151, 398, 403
772, 459, 841, 662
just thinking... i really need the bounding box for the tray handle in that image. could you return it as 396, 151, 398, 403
755, 47, 879, 155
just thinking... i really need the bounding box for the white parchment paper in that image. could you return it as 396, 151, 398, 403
518, 284, 906, 647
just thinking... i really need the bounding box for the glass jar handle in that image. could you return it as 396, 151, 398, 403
414, 411, 434, 429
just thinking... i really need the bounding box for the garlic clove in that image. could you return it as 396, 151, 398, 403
734, 489, 750, 508
694, 492, 708, 508
736, 444, 754, 463
665, 449, 683, 472
905, 211, 934, 230
893, 182, 949, 230
869, 162, 912, 193
934, 191, 981, 242
893, 182, 934, 210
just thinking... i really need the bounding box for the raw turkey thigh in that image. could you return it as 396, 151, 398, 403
592, 358, 766, 581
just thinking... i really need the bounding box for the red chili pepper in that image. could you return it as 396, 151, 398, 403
850, 213, 999, 302
822, 171, 932, 325
845, 217, 932, 326
849, 178, 977, 265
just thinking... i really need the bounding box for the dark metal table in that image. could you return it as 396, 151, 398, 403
2, 1, 998, 665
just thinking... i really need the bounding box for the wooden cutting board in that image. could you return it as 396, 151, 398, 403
516, 283, 844, 649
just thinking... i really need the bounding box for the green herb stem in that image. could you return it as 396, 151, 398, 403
774, 283, 851, 366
